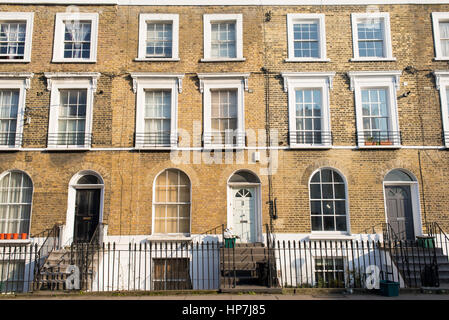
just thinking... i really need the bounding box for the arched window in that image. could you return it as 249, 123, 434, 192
153, 169, 191, 234
384, 169, 415, 182
228, 170, 260, 184
309, 168, 348, 232
0, 171, 33, 234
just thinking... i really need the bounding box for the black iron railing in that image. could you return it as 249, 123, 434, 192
289, 130, 332, 146
0, 132, 21, 147
0, 233, 446, 293
47, 132, 91, 148
134, 131, 177, 147
443, 132, 449, 147
0, 244, 37, 293
357, 130, 401, 146
203, 131, 246, 148
425, 222, 449, 259
32, 224, 61, 290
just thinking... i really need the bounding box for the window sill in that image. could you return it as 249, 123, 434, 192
203, 145, 245, 150
289, 144, 332, 149
433, 57, 449, 61
134, 146, 175, 150
134, 57, 180, 62
0, 239, 31, 245
0, 147, 21, 151
308, 233, 355, 240
46, 147, 91, 152
147, 235, 192, 242
52, 59, 97, 64
358, 144, 401, 149
0, 60, 30, 63
284, 58, 330, 63
350, 57, 397, 62
200, 58, 246, 62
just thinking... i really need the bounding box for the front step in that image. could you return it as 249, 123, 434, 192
220, 242, 278, 290
34, 246, 100, 291
389, 245, 449, 288
220, 286, 283, 294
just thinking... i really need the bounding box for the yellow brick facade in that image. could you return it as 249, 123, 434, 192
0, 2, 448, 239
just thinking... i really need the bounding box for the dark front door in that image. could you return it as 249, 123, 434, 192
74, 189, 101, 243
386, 185, 415, 240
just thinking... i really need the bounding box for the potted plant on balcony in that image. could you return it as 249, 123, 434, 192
380, 140, 393, 146
364, 137, 377, 146
223, 228, 239, 248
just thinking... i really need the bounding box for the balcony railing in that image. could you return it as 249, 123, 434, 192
134, 131, 177, 148
289, 130, 332, 146
357, 130, 401, 146
47, 132, 91, 148
203, 130, 245, 148
0, 132, 21, 148
444, 132, 449, 147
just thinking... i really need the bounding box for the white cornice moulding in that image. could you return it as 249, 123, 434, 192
347, 70, 402, 91
281, 72, 336, 92
0, 73, 34, 90
1, 0, 448, 5
44, 72, 101, 91
197, 73, 250, 93
433, 70, 449, 90
130, 73, 185, 93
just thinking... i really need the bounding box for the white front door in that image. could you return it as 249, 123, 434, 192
232, 188, 256, 243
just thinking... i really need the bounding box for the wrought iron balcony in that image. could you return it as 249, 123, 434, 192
134, 131, 177, 148
289, 130, 332, 147
0, 132, 21, 148
357, 130, 401, 147
47, 132, 91, 148
444, 132, 449, 147
202, 131, 246, 148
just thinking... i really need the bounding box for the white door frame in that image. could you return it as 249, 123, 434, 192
63, 170, 104, 246
383, 180, 422, 238
227, 182, 262, 243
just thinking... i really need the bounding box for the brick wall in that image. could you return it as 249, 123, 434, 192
0, 3, 448, 236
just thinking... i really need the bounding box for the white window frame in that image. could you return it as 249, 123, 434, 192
45, 73, 100, 150
433, 71, 449, 147
348, 71, 402, 148
198, 73, 248, 149
202, 14, 244, 62
286, 13, 329, 62
309, 167, 351, 236
350, 12, 395, 61
131, 73, 183, 149
136, 14, 179, 62
281, 72, 334, 148
152, 168, 191, 237
432, 13, 449, 60
52, 12, 99, 63
0, 12, 34, 63
0, 73, 33, 150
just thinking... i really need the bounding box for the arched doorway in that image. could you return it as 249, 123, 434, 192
65, 171, 104, 244
227, 170, 262, 243
383, 169, 421, 240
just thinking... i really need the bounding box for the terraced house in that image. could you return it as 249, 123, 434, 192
0, 0, 448, 293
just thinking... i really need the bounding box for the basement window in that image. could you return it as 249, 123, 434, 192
152, 258, 192, 290
314, 257, 345, 288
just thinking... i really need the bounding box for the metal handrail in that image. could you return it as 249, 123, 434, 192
33, 224, 62, 290
89, 222, 104, 248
